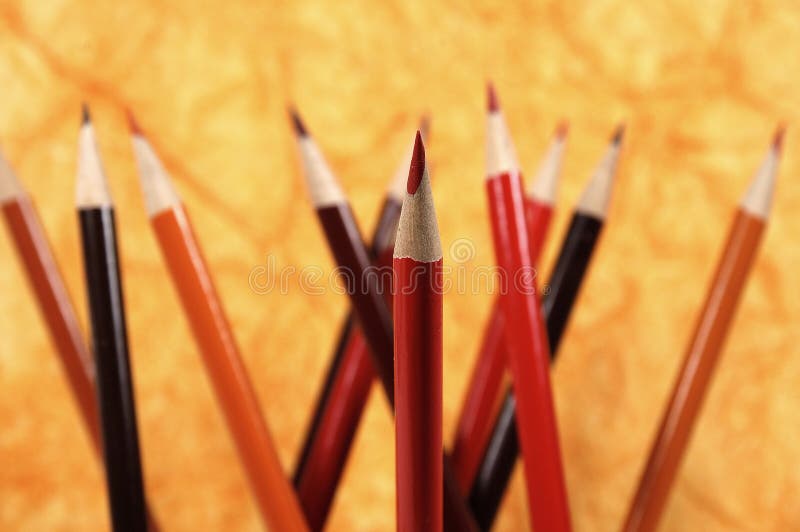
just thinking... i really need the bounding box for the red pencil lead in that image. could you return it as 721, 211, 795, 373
611, 123, 626, 145
407, 131, 425, 195
289, 107, 308, 137
556, 120, 569, 140
487, 82, 499, 112
773, 124, 786, 152
126, 110, 143, 136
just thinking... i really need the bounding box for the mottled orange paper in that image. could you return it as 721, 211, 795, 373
0, 1, 799, 531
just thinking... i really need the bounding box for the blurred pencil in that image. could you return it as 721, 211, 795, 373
76, 107, 147, 532
469, 124, 623, 529
394, 132, 443, 532
622, 128, 784, 532
128, 114, 309, 532
483, 84, 571, 532
293, 117, 428, 531
451, 120, 567, 492
292, 111, 479, 532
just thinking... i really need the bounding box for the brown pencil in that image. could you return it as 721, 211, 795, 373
128, 114, 309, 532
622, 128, 784, 532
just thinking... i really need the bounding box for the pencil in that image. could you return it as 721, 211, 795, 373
483, 84, 571, 532
622, 128, 784, 532
451, 120, 567, 492
293, 119, 428, 531
469, 124, 624, 529
0, 150, 100, 449
394, 132, 443, 532
292, 111, 479, 532
76, 106, 147, 532
128, 113, 309, 532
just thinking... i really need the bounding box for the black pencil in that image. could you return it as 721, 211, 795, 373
76, 105, 147, 532
468, 125, 625, 530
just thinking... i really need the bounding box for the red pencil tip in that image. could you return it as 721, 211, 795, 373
611, 123, 626, 145
487, 82, 499, 112
407, 131, 426, 195
555, 120, 569, 140
773, 124, 786, 152
126, 109, 142, 135
289, 107, 308, 137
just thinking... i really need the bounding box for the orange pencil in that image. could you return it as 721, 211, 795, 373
128, 115, 309, 532
622, 128, 784, 532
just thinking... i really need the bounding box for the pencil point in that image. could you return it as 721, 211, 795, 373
126, 109, 143, 136
773, 124, 786, 152
556, 120, 569, 140
487, 82, 499, 112
407, 131, 425, 195
611, 123, 625, 145
289, 107, 308, 137
81, 104, 91, 125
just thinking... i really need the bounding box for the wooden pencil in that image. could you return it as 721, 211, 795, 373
294, 119, 428, 531
622, 128, 784, 532
483, 84, 571, 532
76, 106, 147, 532
451, 120, 567, 493
394, 132, 444, 532
128, 114, 309, 532
0, 149, 101, 449
292, 111, 479, 532
469, 124, 623, 529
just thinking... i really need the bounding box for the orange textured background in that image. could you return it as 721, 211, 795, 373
1, 1, 800, 530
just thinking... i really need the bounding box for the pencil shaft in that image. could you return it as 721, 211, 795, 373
79, 207, 147, 532
469, 213, 602, 529
395, 257, 443, 532
623, 211, 764, 532
151, 206, 308, 531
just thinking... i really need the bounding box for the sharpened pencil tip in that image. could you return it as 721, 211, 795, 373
611, 123, 625, 145
289, 107, 308, 137
773, 124, 786, 152
126, 109, 143, 136
407, 131, 425, 195
556, 120, 569, 140
487, 82, 499, 112
81, 104, 91, 125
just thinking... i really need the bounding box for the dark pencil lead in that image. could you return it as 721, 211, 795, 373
289, 107, 308, 137
611, 123, 626, 145
773, 123, 786, 153
126, 109, 143, 136
82, 103, 91, 125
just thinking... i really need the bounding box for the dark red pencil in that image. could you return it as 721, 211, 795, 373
483, 84, 571, 531
394, 132, 443, 532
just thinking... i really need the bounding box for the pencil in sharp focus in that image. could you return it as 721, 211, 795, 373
622, 127, 784, 532
469, 123, 624, 529
128, 112, 309, 532
451, 120, 567, 493
394, 132, 443, 532
293, 118, 427, 531
76, 106, 148, 532
482, 83, 571, 532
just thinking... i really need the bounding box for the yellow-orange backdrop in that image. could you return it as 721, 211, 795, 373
1, 1, 799, 530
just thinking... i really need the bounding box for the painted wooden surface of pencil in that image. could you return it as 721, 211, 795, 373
622, 129, 783, 532
483, 84, 572, 532
469, 126, 623, 529
293, 121, 426, 531
76, 108, 147, 532
0, 153, 100, 449
451, 121, 566, 492
394, 132, 443, 532
129, 116, 309, 532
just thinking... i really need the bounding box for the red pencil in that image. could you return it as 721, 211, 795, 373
484, 84, 571, 531
451, 120, 567, 492
394, 132, 443, 532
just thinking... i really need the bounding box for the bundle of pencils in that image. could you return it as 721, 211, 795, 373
0, 87, 786, 532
